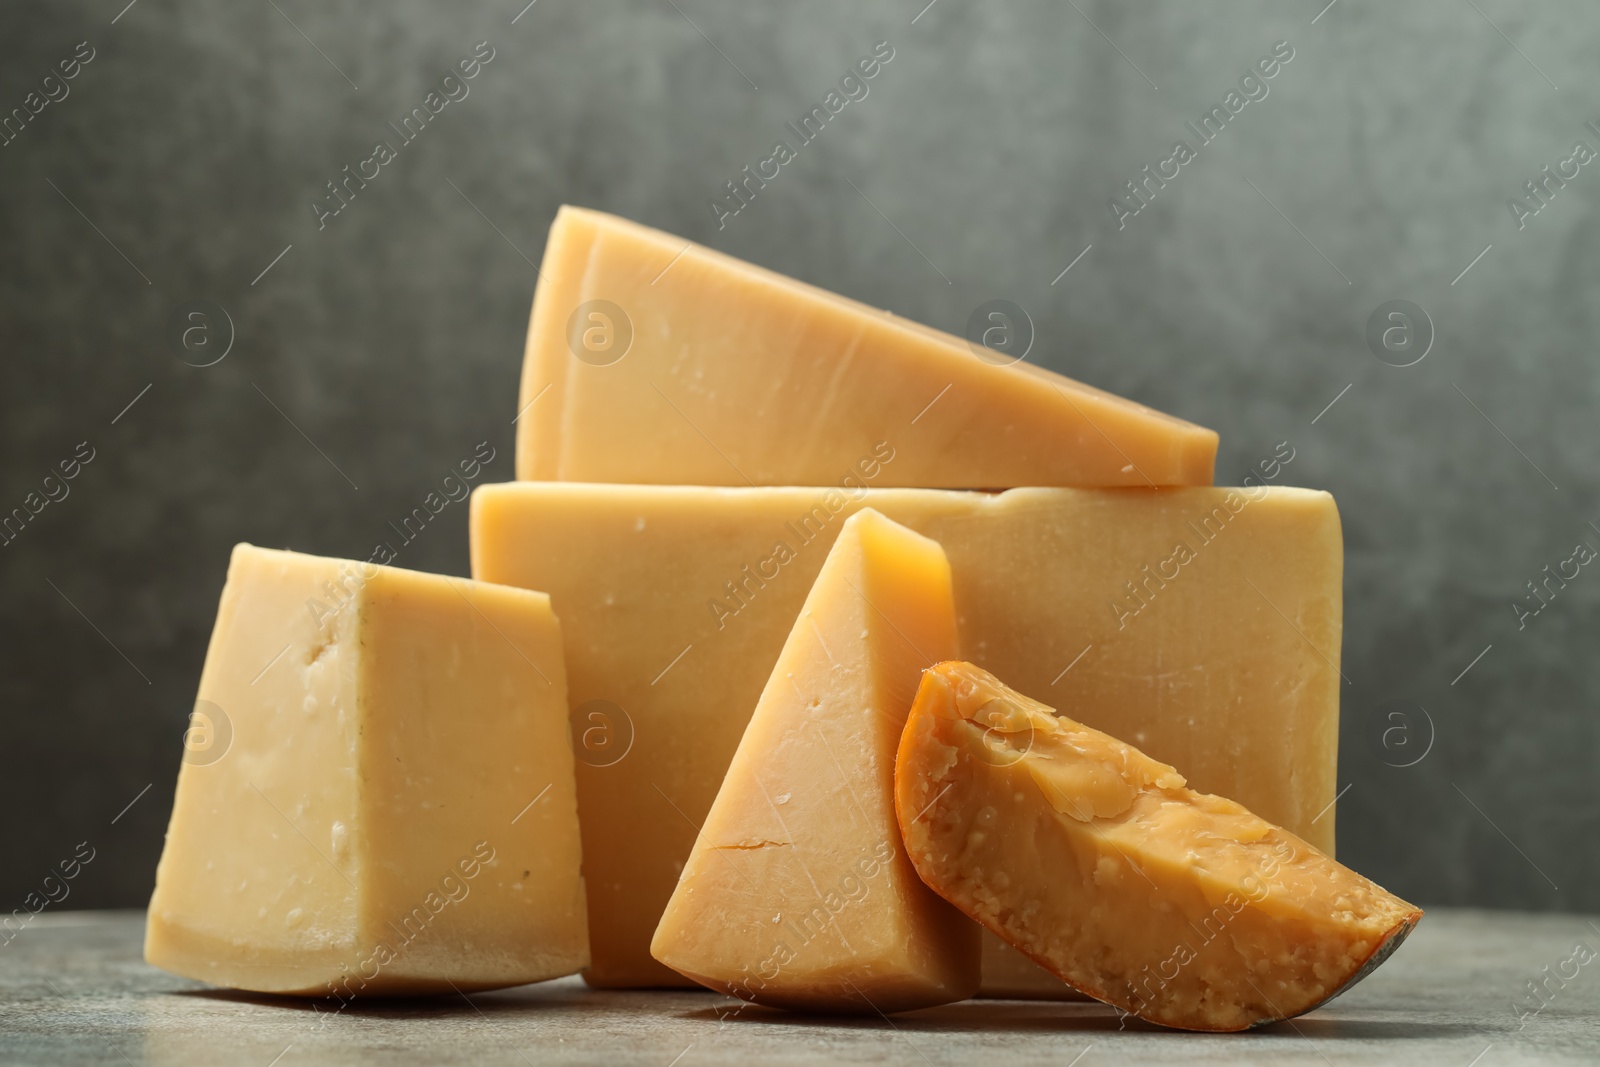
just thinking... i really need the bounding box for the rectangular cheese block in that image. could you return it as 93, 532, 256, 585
516, 206, 1217, 487
145, 545, 588, 996
470, 483, 1343, 988
652, 510, 977, 1011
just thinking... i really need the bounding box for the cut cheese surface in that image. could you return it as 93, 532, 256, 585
651, 510, 977, 1012
895, 661, 1421, 1032
145, 545, 588, 996
516, 206, 1217, 488
470, 482, 1343, 988
979, 932, 1087, 1001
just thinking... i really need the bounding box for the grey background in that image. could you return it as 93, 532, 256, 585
1, 0, 1593, 917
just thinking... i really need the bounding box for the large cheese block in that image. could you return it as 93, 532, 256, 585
145, 545, 588, 996
470, 482, 1343, 988
652, 510, 978, 1011
515, 206, 1217, 487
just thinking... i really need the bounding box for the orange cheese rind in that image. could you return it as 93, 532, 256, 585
894, 661, 1422, 1033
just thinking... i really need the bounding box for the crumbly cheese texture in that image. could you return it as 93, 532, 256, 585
145, 544, 588, 996
895, 662, 1423, 1032
471, 482, 1343, 988
979, 932, 1087, 1000
516, 206, 1217, 488
651, 510, 977, 1012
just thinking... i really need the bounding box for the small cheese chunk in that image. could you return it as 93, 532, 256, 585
471, 483, 1343, 988
652, 510, 977, 1012
516, 206, 1217, 487
895, 661, 1423, 1032
145, 545, 587, 996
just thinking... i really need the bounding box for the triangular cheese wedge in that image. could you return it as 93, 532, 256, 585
517, 206, 1217, 487
896, 661, 1422, 1032
651, 509, 978, 1012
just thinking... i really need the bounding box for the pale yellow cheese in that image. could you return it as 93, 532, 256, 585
651, 510, 977, 1011
516, 206, 1217, 488
145, 544, 587, 996
470, 483, 1343, 988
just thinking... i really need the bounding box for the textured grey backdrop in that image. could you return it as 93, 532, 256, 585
1, 0, 1594, 916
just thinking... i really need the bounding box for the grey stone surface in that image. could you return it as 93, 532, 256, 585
0, 1, 1597, 916
2, 910, 1597, 1065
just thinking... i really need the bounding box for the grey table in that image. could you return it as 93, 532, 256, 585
2, 910, 1596, 1065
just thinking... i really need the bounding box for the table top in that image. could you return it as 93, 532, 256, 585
3, 909, 1596, 1065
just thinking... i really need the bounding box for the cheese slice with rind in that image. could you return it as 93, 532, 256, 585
895, 661, 1422, 1032
652, 510, 978, 1012
516, 206, 1217, 487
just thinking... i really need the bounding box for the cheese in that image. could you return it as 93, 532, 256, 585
651, 510, 977, 1012
895, 661, 1421, 1032
979, 933, 1086, 1000
145, 544, 588, 996
471, 482, 1343, 988
516, 206, 1218, 488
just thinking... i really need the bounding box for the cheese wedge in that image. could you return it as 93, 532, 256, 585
145, 545, 587, 996
515, 206, 1217, 487
652, 510, 977, 1012
471, 482, 1343, 988
895, 661, 1421, 1032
